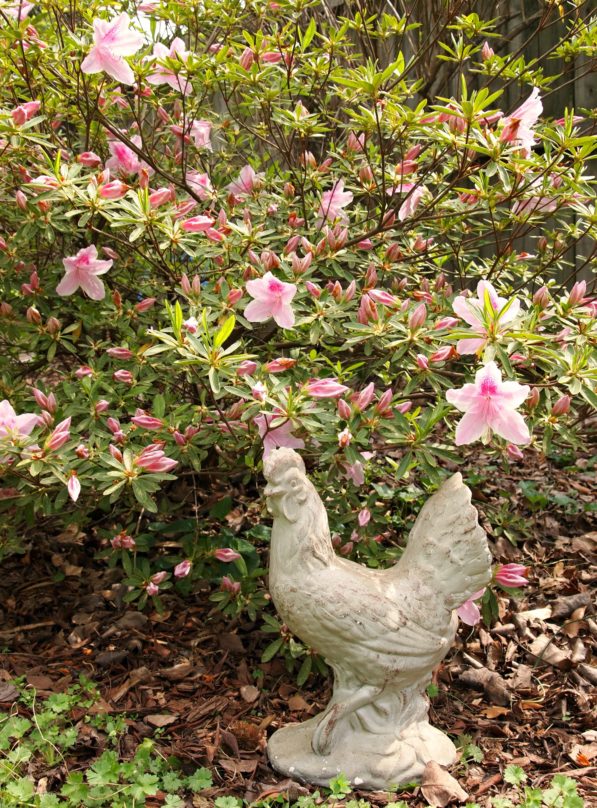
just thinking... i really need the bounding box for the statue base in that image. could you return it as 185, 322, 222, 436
267, 713, 457, 790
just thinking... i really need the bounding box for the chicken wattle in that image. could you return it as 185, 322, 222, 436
263, 447, 492, 790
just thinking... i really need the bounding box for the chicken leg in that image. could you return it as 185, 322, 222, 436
311, 682, 382, 756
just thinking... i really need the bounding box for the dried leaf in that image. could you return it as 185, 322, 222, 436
160, 661, 194, 681
458, 668, 510, 706
288, 694, 310, 712
481, 705, 510, 718
146, 714, 178, 727
528, 636, 572, 670
421, 761, 468, 806
550, 593, 591, 621
0, 682, 19, 702
240, 685, 260, 703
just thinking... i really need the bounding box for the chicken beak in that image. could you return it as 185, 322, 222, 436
264, 484, 281, 498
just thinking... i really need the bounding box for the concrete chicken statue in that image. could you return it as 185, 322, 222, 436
263, 448, 492, 790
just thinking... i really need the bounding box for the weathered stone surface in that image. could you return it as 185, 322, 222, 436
263, 448, 492, 790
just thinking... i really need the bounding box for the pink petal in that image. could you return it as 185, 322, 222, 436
271, 302, 295, 329
474, 360, 502, 388
452, 296, 483, 328
244, 299, 273, 323
90, 259, 113, 276
488, 408, 530, 445
56, 273, 80, 296
497, 297, 520, 324
245, 276, 270, 301
81, 47, 104, 75
454, 409, 488, 445
107, 13, 145, 56
78, 274, 106, 300
97, 49, 135, 85
445, 383, 480, 412
496, 380, 530, 409
14, 414, 39, 435
0, 400, 16, 421
457, 598, 481, 626
456, 337, 486, 355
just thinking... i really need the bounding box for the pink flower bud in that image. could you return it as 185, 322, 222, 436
180, 274, 192, 295
265, 358, 296, 373
15, 190, 27, 210
94, 400, 110, 415
337, 399, 351, 420
31, 388, 49, 410
568, 280, 586, 306
433, 316, 459, 330
408, 303, 427, 331
181, 214, 215, 233
306, 281, 321, 299
78, 152, 102, 168
251, 382, 267, 401
46, 317, 61, 334
75, 444, 90, 459
107, 347, 134, 360
481, 41, 495, 60
214, 548, 241, 562
99, 180, 129, 199
533, 286, 550, 309
46, 417, 71, 451
173, 431, 186, 446
347, 131, 365, 152
221, 576, 241, 595
527, 387, 540, 408
151, 571, 168, 584
358, 508, 371, 527
146, 582, 159, 596
113, 370, 134, 384
109, 444, 123, 462
385, 242, 402, 262
135, 298, 156, 312
506, 443, 524, 461
495, 563, 528, 588
237, 360, 257, 376
355, 382, 375, 411
75, 366, 94, 379
11, 106, 27, 126
174, 560, 192, 578
368, 289, 397, 306
376, 389, 393, 414
239, 47, 254, 70
26, 306, 42, 324
396, 400, 412, 415
149, 187, 174, 208
306, 378, 350, 399
67, 473, 81, 503
338, 427, 352, 448
429, 346, 452, 363
131, 415, 163, 430
416, 354, 429, 370
551, 394, 571, 416
227, 288, 242, 305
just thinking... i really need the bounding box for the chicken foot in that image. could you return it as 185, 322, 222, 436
311, 682, 382, 756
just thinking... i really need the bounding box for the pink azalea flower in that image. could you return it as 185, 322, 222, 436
214, 548, 241, 563
398, 185, 425, 221
81, 13, 145, 86
452, 280, 520, 355
146, 582, 159, 596
446, 361, 530, 446
495, 563, 528, 588
105, 136, 144, 176
4, 1, 34, 20
457, 589, 485, 626
56, 245, 113, 300
265, 358, 296, 373
67, 473, 81, 503
228, 165, 263, 198
244, 272, 297, 329
186, 171, 213, 200
499, 87, 542, 157
174, 559, 192, 578
254, 413, 304, 458
147, 37, 190, 94
0, 400, 38, 439
305, 378, 350, 399
189, 119, 212, 149
317, 180, 353, 224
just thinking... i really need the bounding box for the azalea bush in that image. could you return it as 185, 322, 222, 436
0, 0, 596, 616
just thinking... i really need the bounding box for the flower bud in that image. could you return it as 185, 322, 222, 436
26, 306, 41, 324
76, 443, 90, 459
237, 360, 257, 376
283, 182, 295, 198
95, 400, 109, 415
113, 370, 134, 384
408, 303, 427, 331
355, 382, 375, 411
481, 41, 494, 60
416, 354, 429, 370
78, 152, 102, 168
527, 387, 540, 408
337, 399, 351, 420
506, 444, 524, 461
568, 280, 586, 307
359, 164, 374, 184
46, 317, 61, 334
306, 281, 321, 299
429, 346, 452, 363
135, 298, 156, 313
433, 316, 459, 330
15, 190, 27, 210
396, 400, 412, 415
551, 394, 571, 416
533, 285, 550, 309
239, 47, 254, 70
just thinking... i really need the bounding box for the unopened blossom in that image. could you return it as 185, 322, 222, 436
551, 394, 571, 416
244, 272, 297, 329
131, 414, 163, 429
183, 316, 198, 333
113, 369, 134, 384
78, 151, 102, 168
99, 180, 129, 199
174, 559, 192, 578
67, 473, 81, 503
354, 383, 375, 411
305, 378, 349, 399
495, 563, 529, 588
452, 280, 520, 355
446, 361, 530, 446
408, 303, 427, 331
215, 548, 241, 563
228, 165, 263, 198
56, 245, 113, 301
265, 358, 297, 373
568, 280, 586, 307
481, 41, 494, 60
221, 576, 241, 595
76, 444, 90, 459
358, 508, 371, 527
45, 417, 71, 451
81, 13, 144, 85
0, 400, 38, 440
255, 413, 304, 458
506, 443, 524, 462
500, 87, 542, 157
147, 37, 190, 94
135, 297, 156, 312
135, 444, 178, 472
457, 589, 485, 626
11, 100, 40, 125
107, 347, 134, 359
368, 289, 397, 307
317, 180, 353, 224
180, 215, 214, 233
146, 582, 159, 596
75, 366, 94, 379
237, 360, 257, 376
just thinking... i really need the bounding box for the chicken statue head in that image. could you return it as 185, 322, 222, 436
263, 447, 492, 791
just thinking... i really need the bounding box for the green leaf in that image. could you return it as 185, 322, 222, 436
187, 767, 213, 791
214, 315, 236, 348
261, 637, 284, 662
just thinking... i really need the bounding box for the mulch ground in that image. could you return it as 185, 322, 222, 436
1, 450, 595, 806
